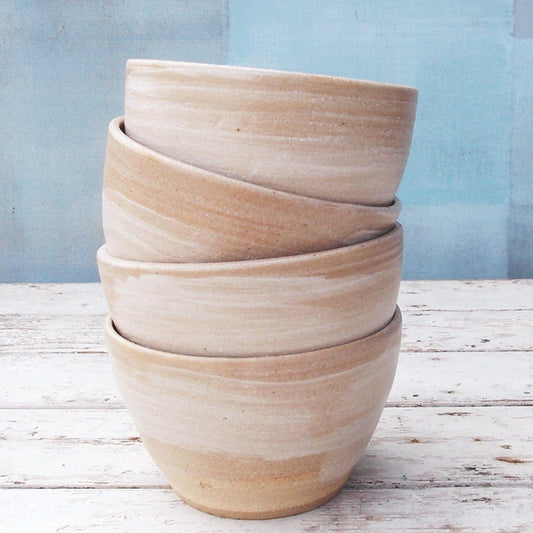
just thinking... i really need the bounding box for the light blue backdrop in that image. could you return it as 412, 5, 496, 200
0, 1, 228, 282
1, 1, 532, 281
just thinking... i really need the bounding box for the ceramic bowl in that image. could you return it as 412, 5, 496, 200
97, 224, 402, 357
103, 117, 401, 262
124, 59, 418, 205
105, 307, 401, 519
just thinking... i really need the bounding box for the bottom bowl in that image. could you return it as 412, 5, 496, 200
105, 308, 401, 519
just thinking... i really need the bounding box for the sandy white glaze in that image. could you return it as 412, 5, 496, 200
97, 225, 402, 356
103, 117, 401, 262
106, 308, 401, 518
124, 59, 418, 204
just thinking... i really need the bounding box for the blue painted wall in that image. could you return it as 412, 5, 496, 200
228, 0, 527, 280
0, 1, 227, 282
1, 1, 532, 280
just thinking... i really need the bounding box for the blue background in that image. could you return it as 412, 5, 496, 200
1, 0, 532, 281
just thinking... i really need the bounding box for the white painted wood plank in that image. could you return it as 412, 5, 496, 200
0, 351, 121, 408
1, 351, 531, 409
1, 281, 532, 532
2, 407, 532, 489
2, 308, 532, 357
2, 487, 532, 533
1, 280, 532, 316
398, 279, 533, 310
401, 309, 533, 352
391, 351, 533, 406
0, 314, 105, 354
0, 283, 106, 315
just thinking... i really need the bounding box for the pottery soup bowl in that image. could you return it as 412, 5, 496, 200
105, 307, 402, 519
97, 224, 402, 357
124, 59, 418, 205
103, 117, 401, 262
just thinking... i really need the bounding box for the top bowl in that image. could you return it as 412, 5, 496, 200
124, 59, 418, 205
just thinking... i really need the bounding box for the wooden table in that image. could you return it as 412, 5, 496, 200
1, 281, 532, 532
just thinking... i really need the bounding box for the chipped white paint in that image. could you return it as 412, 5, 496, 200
1, 407, 532, 489
397, 279, 533, 311
2, 280, 532, 315
0, 283, 106, 314
3, 487, 532, 533
1, 350, 532, 409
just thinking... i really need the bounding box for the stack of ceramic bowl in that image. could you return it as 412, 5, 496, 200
98, 59, 418, 519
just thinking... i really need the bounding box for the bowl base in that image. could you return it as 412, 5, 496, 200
173, 474, 350, 520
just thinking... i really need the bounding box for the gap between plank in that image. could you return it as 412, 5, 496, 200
0, 480, 527, 491
1, 402, 532, 410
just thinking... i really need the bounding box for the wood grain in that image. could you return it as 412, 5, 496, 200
3, 280, 533, 315
1, 350, 532, 409
2, 486, 531, 533
2, 407, 531, 490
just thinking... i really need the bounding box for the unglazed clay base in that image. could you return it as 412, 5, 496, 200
124, 59, 418, 205
142, 434, 351, 519
103, 117, 401, 262
105, 308, 401, 519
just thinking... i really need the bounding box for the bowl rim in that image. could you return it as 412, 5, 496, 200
105, 306, 401, 364
97, 222, 402, 273
108, 117, 402, 211
126, 58, 419, 95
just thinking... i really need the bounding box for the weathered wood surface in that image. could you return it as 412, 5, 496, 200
2, 281, 532, 358
1, 407, 532, 489
3, 487, 533, 533
1, 281, 533, 532
3, 279, 533, 314
3, 309, 532, 354
1, 351, 532, 409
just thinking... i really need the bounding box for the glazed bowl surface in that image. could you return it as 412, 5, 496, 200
124, 59, 418, 205
105, 308, 401, 519
104, 117, 401, 262
97, 224, 403, 357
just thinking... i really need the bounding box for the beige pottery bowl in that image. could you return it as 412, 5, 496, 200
97, 224, 402, 357
105, 308, 401, 519
124, 59, 418, 205
104, 117, 401, 262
